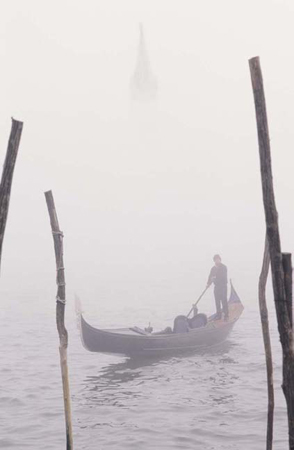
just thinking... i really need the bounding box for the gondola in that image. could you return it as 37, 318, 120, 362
77, 283, 244, 358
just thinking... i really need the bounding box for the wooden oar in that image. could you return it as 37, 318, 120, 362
187, 285, 210, 318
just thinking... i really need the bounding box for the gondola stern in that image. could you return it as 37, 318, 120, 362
229, 280, 243, 307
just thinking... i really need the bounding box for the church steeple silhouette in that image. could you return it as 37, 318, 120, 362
130, 23, 158, 100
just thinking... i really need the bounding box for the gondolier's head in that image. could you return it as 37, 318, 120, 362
213, 254, 221, 265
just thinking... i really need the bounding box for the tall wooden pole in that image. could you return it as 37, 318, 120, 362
45, 190, 73, 450
0, 118, 23, 270
249, 56, 294, 449
258, 237, 274, 450
282, 253, 293, 329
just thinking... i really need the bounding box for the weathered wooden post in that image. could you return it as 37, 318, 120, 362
258, 237, 274, 450
0, 118, 23, 270
249, 56, 294, 449
282, 253, 293, 329
45, 190, 73, 450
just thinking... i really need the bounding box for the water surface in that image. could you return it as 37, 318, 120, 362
0, 295, 288, 449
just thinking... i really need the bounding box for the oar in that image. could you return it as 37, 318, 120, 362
187, 285, 210, 318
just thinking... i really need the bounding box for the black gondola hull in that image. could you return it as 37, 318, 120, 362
78, 286, 243, 357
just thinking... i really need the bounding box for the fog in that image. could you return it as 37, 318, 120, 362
1, 0, 294, 314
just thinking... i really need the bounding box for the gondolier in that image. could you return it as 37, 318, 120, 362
207, 254, 229, 320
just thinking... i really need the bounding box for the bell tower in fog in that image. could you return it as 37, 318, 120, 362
130, 23, 158, 101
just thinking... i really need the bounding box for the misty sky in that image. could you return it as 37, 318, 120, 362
1, 0, 294, 314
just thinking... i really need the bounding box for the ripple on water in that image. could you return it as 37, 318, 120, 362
0, 438, 16, 448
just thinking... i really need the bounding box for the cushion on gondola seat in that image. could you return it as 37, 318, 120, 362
173, 315, 190, 333
188, 313, 208, 329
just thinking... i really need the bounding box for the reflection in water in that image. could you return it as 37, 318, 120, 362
86, 340, 235, 384
82, 340, 237, 405
72, 323, 285, 450
76, 336, 242, 447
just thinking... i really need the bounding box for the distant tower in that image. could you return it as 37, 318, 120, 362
130, 23, 158, 101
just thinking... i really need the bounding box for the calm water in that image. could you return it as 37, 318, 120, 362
0, 294, 288, 449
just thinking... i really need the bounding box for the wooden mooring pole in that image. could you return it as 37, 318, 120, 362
258, 237, 274, 450
45, 190, 73, 450
249, 56, 294, 450
0, 118, 23, 270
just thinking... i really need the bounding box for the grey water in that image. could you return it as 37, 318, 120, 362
0, 293, 288, 449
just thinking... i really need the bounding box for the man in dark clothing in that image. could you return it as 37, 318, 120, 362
207, 254, 229, 320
